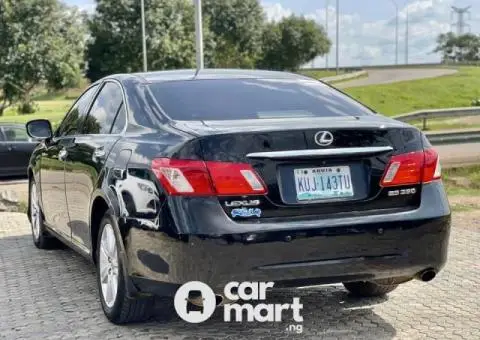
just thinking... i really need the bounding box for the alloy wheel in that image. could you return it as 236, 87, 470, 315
30, 183, 41, 240
99, 224, 119, 308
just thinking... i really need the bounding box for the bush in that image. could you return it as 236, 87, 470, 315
471, 98, 480, 107
16, 101, 38, 115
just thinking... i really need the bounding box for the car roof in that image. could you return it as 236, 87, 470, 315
106, 68, 313, 84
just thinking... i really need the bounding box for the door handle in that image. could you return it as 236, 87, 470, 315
58, 148, 68, 161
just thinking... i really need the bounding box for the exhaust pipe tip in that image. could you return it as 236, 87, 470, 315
188, 294, 235, 308
215, 294, 224, 306
416, 268, 437, 282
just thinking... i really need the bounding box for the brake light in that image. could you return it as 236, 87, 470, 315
423, 148, 442, 183
380, 149, 441, 187
151, 158, 267, 196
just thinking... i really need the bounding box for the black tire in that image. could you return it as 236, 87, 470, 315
96, 211, 155, 324
29, 180, 60, 249
343, 279, 399, 297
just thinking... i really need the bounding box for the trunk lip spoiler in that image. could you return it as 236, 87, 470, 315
246, 146, 394, 159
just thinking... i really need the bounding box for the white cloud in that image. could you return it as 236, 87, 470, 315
262, 0, 480, 67
263, 2, 293, 22
78, 4, 95, 14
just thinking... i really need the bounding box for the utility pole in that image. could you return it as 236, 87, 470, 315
194, 0, 204, 70
405, 6, 409, 65
390, 0, 399, 65
141, 0, 147, 72
336, 0, 339, 74
325, 0, 329, 69
451, 6, 471, 36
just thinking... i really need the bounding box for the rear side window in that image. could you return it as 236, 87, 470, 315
84, 82, 125, 135
149, 79, 374, 121
110, 102, 127, 134
56, 85, 99, 137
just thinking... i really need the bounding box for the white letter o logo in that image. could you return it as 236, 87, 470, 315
174, 281, 216, 323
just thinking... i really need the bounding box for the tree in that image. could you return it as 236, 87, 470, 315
435, 32, 480, 63
202, 0, 264, 68
86, 0, 215, 81
435, 32, 457, 62
257, 16, 331, 71
0, 0, 86, 115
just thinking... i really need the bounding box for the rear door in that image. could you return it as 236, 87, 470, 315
1, 125, 36, 176
40, 84, 99, 238
64, 81, 126, 252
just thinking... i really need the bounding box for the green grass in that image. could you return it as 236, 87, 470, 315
443, 165, 480, 196
345, 67, 480, 116
0, 100, 70, 125
0, 84, 84, 126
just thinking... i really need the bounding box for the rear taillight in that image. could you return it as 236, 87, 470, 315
422, 148, 442, 183
151, 158, 267, 196
380, 149, 441, 187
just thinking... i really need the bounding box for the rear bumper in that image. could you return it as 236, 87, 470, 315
128, 215, 450, 295
124, 181, 451, 295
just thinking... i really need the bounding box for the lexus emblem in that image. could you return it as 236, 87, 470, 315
314, 131, 334, 146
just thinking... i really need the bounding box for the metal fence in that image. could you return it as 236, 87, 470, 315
393, 107, 480, 145
393, 107, 480, 130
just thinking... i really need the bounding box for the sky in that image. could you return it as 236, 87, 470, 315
66, 0, 480, 67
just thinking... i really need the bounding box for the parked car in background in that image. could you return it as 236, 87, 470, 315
0, 123, 37, 177
26, 69, 451, 324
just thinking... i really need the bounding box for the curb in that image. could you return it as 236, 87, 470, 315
320, 70, 368, 83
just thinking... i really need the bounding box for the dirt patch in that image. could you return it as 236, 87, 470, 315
0, 181, 28, 204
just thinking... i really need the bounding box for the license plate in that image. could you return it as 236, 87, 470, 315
294, 166, 354, 201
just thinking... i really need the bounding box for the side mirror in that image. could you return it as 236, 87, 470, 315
26, 119, 53, 140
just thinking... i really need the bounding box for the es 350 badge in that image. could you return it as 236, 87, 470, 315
231, 208, 262, 218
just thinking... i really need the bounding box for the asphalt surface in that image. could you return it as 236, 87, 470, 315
336, 68, 458, 88
0, 211, 478, 339
435, 142, 480, 168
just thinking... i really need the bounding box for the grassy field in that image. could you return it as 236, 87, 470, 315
443, 165, 480, 212
346, 67, 480, 117
443, 165, 480, 196
0, 87, 83, 126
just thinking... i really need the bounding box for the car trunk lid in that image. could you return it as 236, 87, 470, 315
166, 116, 425, 220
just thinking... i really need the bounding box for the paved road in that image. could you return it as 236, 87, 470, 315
435, 142, 480, 168
0, 212, 479, 339
336, 68, 458, 89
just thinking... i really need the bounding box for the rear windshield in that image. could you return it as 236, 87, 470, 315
148, 78, 374, 121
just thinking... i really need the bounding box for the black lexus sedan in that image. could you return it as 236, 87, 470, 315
26, 69, 451, 324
